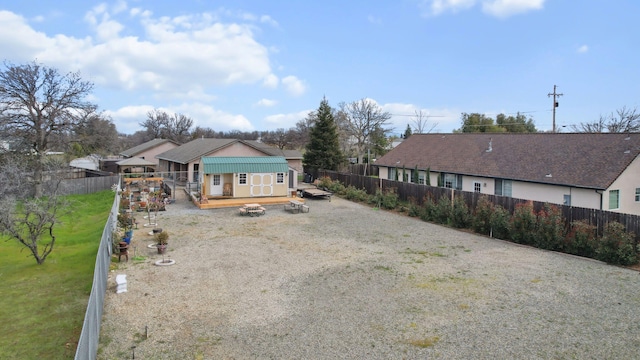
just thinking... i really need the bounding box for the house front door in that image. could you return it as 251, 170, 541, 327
209, 174, 223, 196
250, 173, 273, 196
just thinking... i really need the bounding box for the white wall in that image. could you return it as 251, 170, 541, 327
605, 155, 640, 215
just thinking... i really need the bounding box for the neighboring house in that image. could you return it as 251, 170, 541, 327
120, 138, 181, 165
374, 133, 640, 215
155, 138, 302, 198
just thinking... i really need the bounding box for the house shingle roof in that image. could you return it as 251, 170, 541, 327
156, 138, 238, 164
120, 138, 179, 157
156, 138, 303, 164
375, 133, 640, 190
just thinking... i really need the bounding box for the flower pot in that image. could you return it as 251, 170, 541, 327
157, 244, 167, 254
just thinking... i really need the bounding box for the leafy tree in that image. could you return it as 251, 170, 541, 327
340, 98, 393, 164
570, 106, 640, 133
0, 154, 70, 264
0, 61, 95, 197
496, 113, 537, 133
456, 112, 537, 133
303, 98, 344, 172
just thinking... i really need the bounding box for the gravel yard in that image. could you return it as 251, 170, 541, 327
98, 192, 640, 359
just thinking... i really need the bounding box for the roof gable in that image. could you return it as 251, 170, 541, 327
375, 133, 640, 189
202, 156, 289, 174
156, 138, 302, 164
120, 138, 179, 157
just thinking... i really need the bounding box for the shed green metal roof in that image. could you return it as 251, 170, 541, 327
202, 156, 289, 174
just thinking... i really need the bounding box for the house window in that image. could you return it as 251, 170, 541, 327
609, 190, 620, 209
193, 164, 199, 183
564, 194, 571, 206
277, 173, 284, 184
635, 188, 640, 202
495, 179, 512, 197
474, 182, 481, 193
388, 167, 396, 180
418, 174, 425, 185
441, 173, 462, 190
238, 173, 247, 185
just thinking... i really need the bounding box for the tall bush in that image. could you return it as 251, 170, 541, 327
535, 203, 565, 250
565, 220, 597, 258
595, 222, 638, 265
451, 195, 471, 228
433, 194, 452, 225
490, 204, 511, 239
473, 195, 493, 235
511, 201, 537, 245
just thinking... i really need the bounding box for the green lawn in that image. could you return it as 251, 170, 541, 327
0, 190, 114, 359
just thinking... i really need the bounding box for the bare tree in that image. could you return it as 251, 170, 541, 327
571, 106, 640, 133
0, 61, 95, 197
0, 155, 70, 264
140, 109, 193, 143
261, 128, 291, 150
410, 110, 438, 134
340, 98, 393, 164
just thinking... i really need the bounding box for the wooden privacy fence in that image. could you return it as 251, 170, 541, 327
319, 170, 640, 242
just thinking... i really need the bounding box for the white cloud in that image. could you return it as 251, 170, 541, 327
282, 75, 307, 97
264, 110, 311, 129
482, 0, 545, 18
263, 73, 279, 88
255, 98, 277, 107
421, 0, 544, 17
424, 0, 476, 16
577, 44, 589, 53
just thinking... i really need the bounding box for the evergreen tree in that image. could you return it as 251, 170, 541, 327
404, 124, 413, 139
303, 98, 344, 172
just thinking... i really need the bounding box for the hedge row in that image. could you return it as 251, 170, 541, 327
316, 177, 638, 266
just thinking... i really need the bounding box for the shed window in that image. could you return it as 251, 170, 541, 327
238, 173, 247, 185
277, 172, 284, 184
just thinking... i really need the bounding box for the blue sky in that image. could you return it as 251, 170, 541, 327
0, 0, 638, 135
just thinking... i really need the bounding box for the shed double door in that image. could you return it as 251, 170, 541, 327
250, 173, 273, 196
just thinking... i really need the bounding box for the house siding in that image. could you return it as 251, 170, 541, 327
604, 155, 640, 214
378, 165, 606, 212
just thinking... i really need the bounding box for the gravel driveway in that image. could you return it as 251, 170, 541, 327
98, 192, 640, 359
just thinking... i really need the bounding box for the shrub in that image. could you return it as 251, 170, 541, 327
451, 195, 471, 228
490, 205, 511, 239
433, 195, 452, 225
595, 222, 638, 265
472, 196, 493, 235
535, 203, 565, 250
344, 185, 368, 202
420, 196, 437, 222
373, 189, 399, 210
511, 201, 537, 245
565, 220, 597, 258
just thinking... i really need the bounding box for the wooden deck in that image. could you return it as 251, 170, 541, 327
191, 194, 304, 210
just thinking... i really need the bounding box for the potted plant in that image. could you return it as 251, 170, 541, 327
154, 230, 169, 254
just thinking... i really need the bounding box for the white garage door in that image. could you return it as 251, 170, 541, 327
250, 173, 273, 196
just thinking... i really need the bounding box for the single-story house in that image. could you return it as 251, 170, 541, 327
116, 157, 157, 174
374, 133, 640, 215
155, 138, 302, 197
120, 138, 181, 166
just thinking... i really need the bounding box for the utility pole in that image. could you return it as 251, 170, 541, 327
548, 85, 563, 133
